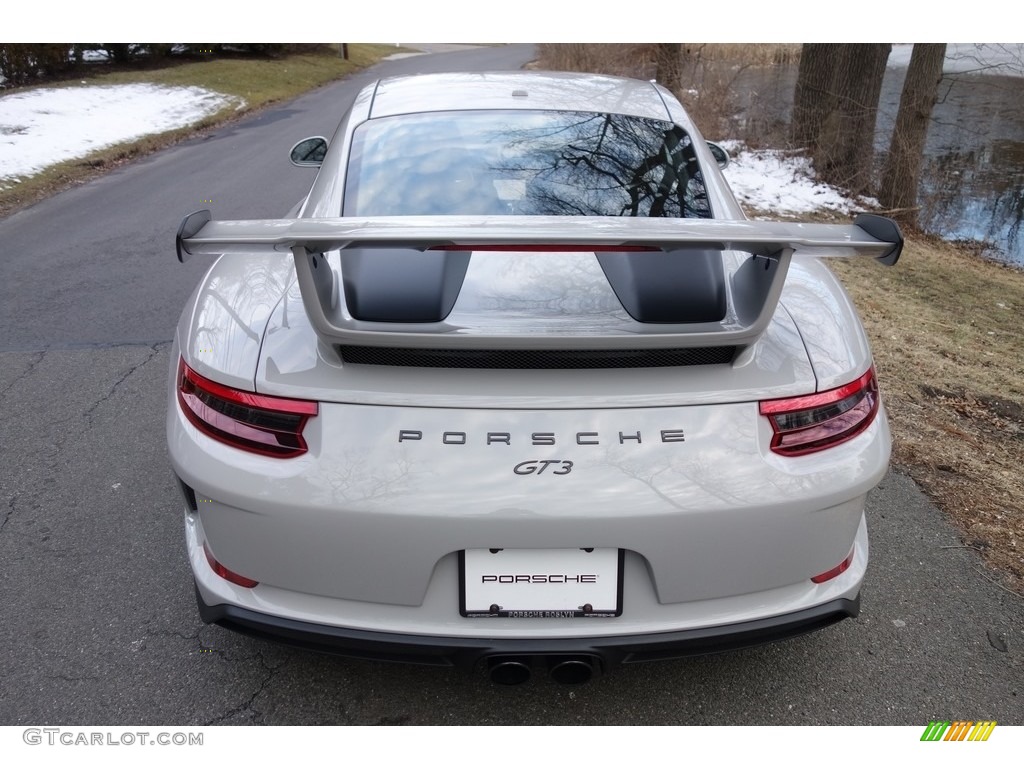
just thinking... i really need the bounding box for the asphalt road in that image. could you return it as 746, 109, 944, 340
0, 44, 1020, 726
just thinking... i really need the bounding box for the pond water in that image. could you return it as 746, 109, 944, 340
726, 59, 1024, 265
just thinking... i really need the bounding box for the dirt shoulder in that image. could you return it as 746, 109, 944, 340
830, 237, 1024, 593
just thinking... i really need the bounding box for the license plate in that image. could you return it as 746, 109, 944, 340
460, 548, 623, 618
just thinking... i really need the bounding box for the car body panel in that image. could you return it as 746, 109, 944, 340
176, 253, 292, 390
168, 385, 889, 608
254, 257, 819, 408
176, 249, 875, 408
188, 514, 868, 639
780, 258, 876, 391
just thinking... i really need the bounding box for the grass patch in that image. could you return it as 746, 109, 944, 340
0, 45, 398, 217
830, 239, 1024, 591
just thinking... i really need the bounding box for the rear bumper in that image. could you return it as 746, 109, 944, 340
197, 586, 860, 670
170, 394, 889, 608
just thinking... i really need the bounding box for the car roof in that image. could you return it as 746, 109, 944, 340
368, 71, 673, 121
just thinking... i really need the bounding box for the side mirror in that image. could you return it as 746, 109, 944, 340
289, 136, 328, 167
706, 142, 729, 170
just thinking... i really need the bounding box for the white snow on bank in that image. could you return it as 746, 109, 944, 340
0, 84, 233, 185
719, 141, 875, 217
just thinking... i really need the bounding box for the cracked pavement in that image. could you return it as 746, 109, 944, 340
0, 44, 1021, 726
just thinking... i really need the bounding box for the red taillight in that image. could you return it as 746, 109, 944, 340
177, 358, 318, 458
811, 548, 855, 584
203, 542, 259, 588
759, 368, 880, 457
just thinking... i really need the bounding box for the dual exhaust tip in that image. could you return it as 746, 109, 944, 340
487, 655, 599, 685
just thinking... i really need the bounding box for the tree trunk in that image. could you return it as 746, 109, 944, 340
814, 44, 892, 196
656, 43, 682, 94
791, 44, 841, 149
879, 44, 947, 225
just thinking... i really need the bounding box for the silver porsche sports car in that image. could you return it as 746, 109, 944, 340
168, 71, 901, 684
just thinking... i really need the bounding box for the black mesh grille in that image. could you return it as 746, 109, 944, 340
338, 345, 736, 369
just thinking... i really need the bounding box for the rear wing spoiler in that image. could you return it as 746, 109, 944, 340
176, 211, 901, 351
177, 211, 901, 263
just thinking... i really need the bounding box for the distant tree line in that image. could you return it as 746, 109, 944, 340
0, 44, 328, 87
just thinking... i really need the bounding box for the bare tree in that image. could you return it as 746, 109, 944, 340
814, 44, 892, 196
879, 44, 947, 224
790, 44, 892, 197
656, 44, 683, 94
791, 44, 841, 149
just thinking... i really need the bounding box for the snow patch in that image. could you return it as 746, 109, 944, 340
720, 141, 875, 217
0, 84, 233, 182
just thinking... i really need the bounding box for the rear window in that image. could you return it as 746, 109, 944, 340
343, 110, 711, 218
